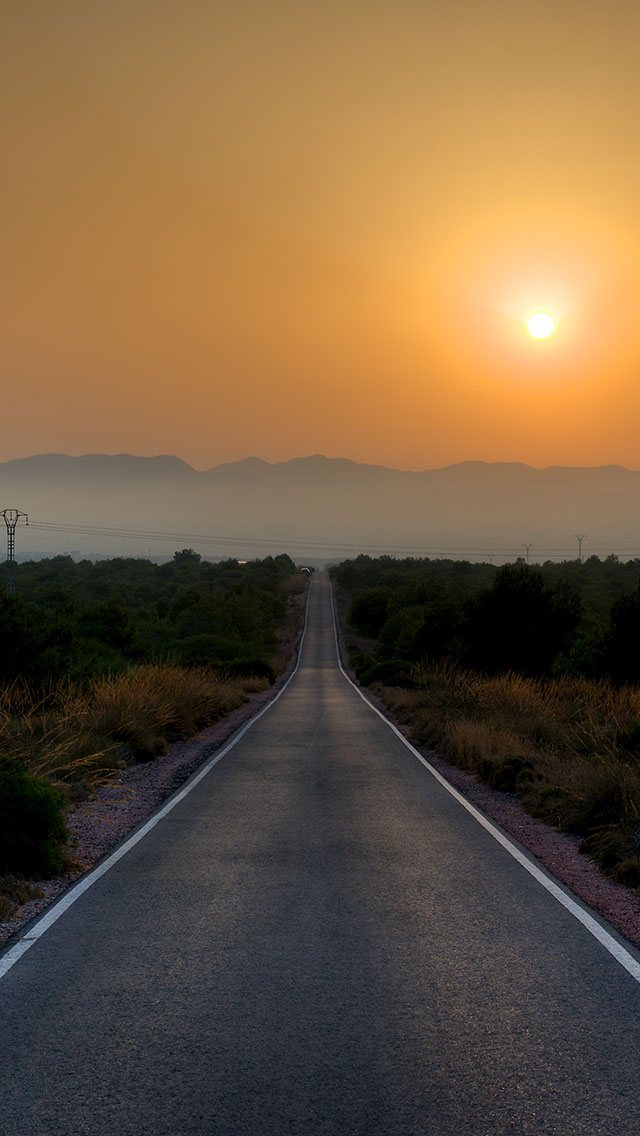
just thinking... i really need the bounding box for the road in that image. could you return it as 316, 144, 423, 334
1, 572, 640, 1135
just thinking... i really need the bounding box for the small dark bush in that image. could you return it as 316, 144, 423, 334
349, 586, 392, 637
478, 755, 535, 794
351, 650, 375, 677
0, 756, 67, 877
0, 874, 43, 919
561, 769, 626, 835
612, 857, 640, 888
359, 659, 415, 688
618, 720, 640, 756
222, 658, 276, 683
519, 781, 564, 823
579, 825, 640, 884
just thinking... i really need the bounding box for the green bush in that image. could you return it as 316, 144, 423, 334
351, 650, 375, 677
0, 756, 67, 877
349, 586, 392, 637
359, 659, 415, 688
222, 658, 276, 683
477, 754, 536, 793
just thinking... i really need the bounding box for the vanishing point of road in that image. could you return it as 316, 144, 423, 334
2, 573, 640, 1135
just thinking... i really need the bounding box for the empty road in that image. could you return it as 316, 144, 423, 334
2, 573, 640, 1135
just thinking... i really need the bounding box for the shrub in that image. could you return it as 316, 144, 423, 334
0, 755, 67, 876
351, 650, 375, 677
606, 587, 640, 683
378, 607, 425, 661
359, 659, 415, 688
88, 665, 225, 757
349, 587, 392, 637
0, 875, 43, 920
222, 659, 276, 683
463, 564, 582, 676
477, 754, 536, 794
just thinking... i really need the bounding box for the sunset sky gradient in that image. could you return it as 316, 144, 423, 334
3, 1, 640, 470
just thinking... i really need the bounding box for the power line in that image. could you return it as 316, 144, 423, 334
24, 520, 559, 555
23, 519, 640, 559
28, 526, 513, 556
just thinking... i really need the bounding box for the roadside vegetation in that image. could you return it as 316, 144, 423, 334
2, 550, 302, 682
0, 552, 307, 917
332, 554, 640, 888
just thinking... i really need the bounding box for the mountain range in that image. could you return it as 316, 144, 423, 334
2, 453, 640, 563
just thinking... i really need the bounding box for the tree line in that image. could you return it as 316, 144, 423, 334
2, 551, 301, 684
331, 554, 640, 685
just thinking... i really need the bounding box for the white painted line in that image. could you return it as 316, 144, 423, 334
0, 585, 312, 982
329, 582, 640, 985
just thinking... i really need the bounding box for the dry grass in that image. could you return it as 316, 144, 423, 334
0, 875, 43, 920
0, 665, 260, 788
88, 664, 251, 760
0, 664, 268, 919
377, 661, 640, 888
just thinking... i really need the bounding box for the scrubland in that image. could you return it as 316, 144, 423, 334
0, 554, 307, 918
333, 554, 640, 891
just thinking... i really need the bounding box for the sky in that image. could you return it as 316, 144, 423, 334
3, 0, 640, 471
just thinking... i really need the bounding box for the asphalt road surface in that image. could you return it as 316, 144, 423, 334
2, 573, 640, 1135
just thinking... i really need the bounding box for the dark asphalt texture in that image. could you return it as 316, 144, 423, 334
2, 573, 640, 1135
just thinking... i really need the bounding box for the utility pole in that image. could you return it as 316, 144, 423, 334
575, 533, 586, 563
1, 509, 29, 595
523, 543, 533, 565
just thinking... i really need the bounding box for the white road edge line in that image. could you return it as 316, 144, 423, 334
330, 581, 640, 985
0, 584, 313, 982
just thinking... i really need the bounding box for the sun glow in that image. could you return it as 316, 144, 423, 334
527, 311, 556, 338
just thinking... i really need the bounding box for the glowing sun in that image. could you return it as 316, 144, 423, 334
527, 311, 556, 338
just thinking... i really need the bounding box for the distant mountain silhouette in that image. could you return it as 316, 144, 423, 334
2, 452, 640, 562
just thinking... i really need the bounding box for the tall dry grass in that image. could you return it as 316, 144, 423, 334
0, 664, 268, 919
379, 661, 640, 887
0, 664, 264, 789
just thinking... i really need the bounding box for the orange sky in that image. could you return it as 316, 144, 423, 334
3, 1, 640, 471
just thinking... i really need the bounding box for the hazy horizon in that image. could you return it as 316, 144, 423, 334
4, 452, 640, 565
4, 449, 640, 476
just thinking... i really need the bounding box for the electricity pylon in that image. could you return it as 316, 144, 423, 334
575, 533, 587, 563
1, 508, 29, 594
523, 543, 533, 564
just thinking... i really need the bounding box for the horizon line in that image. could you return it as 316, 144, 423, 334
1, 451, 639, 477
